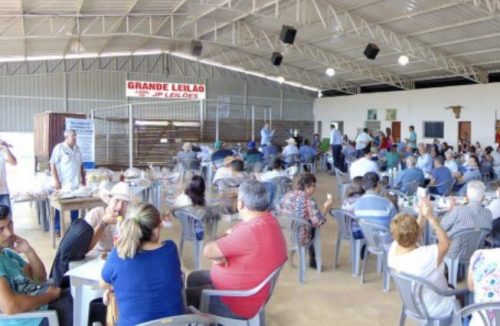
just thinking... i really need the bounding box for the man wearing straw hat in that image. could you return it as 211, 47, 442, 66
282, 137, 299, 167
84, 182, 131, 257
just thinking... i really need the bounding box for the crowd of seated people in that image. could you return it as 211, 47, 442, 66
5, 128, 500, 326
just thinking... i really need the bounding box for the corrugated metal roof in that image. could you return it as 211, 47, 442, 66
0, 0, 496, 92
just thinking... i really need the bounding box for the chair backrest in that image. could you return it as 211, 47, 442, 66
49, 218, 94, 288
406, 180, 420, 196
213, 159, 225, 169
334, 168, 347, 183
0, 311, 60, 326
279, 216, 313, 247
330, 208, 356, 241
137, 313, 215, 326
390, 269, 453, 322
172, 208, 205, 241
214, 177, 240, 193
301, 154, 315, 163
199, 263, 285, 318
457, 302, 500, 326
284, 153, 299, 165
389, 188, 409, 201
357, 219, 390, 255
448, 228, 491, 262
271, 176, 292, 203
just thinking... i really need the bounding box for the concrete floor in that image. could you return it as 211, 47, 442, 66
13, 172, 407, 326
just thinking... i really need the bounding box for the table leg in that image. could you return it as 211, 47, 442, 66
72, 284, 83, 326
60, 210, 68, 238
49, 203, 56, 249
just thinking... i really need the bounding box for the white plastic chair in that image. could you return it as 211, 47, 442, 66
270, 176, 292, 205
194, 264, 284, 326
172, 208, 206, 270
0, 311, 59, 325
334, 168, 349, 203
390, 268, 469, 326
358, 220, 392, 292
444, 227, 491, 287
279, 216, 321, 283
137, 313, 215, 326
329, 208, 366, 276
455, 301, 500, 326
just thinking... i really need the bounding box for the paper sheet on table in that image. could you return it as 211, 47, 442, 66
65, 258, 106, 282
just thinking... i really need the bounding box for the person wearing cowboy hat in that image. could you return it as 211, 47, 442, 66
282, 137, 299, 166
177, 142, 199, 167
84, 182, 131, 257
212, 155, 239, 184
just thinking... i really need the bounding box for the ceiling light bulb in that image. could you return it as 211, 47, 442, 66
325, 67, 336, 77
398, 55, 409, 66
277, 76, 285, 83
318, 91, 323, 98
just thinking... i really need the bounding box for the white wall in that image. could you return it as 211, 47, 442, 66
314, 83, 500, 149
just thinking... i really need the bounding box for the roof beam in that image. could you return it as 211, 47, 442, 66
175, 0, 232, 37
19, 0, 26, 58
458, 0, 500, 15
96, 0, 139, 54
307, 0, 487, 83
203, 45, 359, 94
197, 0, 484, 84
200, 20, 413, 89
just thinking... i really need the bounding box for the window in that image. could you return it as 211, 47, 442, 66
423, 121, 444, 138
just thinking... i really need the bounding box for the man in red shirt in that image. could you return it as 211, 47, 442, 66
186, 179, 287, 319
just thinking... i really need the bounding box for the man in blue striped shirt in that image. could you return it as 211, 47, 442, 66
354, 172, 397, 228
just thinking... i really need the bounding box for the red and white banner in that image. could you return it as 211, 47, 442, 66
126, 80, 206, 100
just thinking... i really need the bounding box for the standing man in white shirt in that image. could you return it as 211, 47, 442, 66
50, 129, 85, 233
260, 123, 275, 147
0, 137, 17, 208
330, 124, 343, 171
355, 128, 373, 158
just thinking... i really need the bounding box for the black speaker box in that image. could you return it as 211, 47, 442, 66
363, 43, 379, 60
191, 40, 203, 56
280, 25, 297, 45
271, 52, 283, 66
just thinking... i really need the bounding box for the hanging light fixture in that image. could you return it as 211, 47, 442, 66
325, 67, 336, 77
276, 76, 285, 83
398, 54, 409, 66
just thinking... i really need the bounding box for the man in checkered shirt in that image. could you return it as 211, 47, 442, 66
440, 180, 492, 260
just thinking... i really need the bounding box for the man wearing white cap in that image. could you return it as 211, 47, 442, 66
85, 182, 131, 257
282, 137, 299, 167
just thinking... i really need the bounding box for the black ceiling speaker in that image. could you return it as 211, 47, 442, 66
280, 25, 297, 45
271, 52, 283, 66
191, 40, 203, 56
364, 43, 380, 60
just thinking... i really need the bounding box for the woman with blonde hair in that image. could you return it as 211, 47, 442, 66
101, 203, 184, 326
388, 198, 457, 318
